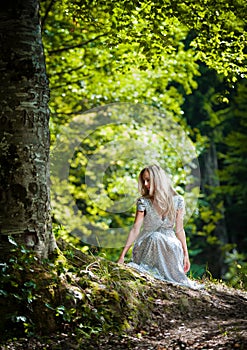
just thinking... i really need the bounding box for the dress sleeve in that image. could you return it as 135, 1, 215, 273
136, 198, 146, 212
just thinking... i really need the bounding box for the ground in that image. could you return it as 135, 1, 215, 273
1, 279, 246, 350
0, 242, 246, 350
82, 280, 247, 350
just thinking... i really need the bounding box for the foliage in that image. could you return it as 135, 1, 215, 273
0, 235, 153, 341
182, 62, 247, 280
41, 0, 207, 270
41, 0, 202, 132
40, 0, 247, 286
0, 240, 39, 337
216, 79, 247, 251
223, 249, 247, 290
41, 0, 247, 130
67, 0, 247, 79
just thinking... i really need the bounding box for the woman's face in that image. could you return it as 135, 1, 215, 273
142, 170, 150, 190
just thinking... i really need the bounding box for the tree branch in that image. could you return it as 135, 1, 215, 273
41, 0, 56, 30
48, 33, 107, 54
49, 64, 86, 77
49, 76, 90, 90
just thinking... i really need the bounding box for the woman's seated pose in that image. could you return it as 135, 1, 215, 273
118, 164, 204, 290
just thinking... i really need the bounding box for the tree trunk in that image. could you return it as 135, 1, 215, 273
0, 0, 57, 259
200, 140, 228, 278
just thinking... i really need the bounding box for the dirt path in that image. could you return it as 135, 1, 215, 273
82, 282, 246, 350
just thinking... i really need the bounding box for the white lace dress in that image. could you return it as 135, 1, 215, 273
127, 195, 204, 290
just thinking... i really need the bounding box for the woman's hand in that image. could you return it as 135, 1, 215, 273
117, 256, 125, 264
183, 255, 190, 273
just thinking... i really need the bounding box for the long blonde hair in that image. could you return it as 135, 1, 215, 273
138, 164, 178, 223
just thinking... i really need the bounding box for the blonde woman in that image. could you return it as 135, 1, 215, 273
118, 164, 204, 289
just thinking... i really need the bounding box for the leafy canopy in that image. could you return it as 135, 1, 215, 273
67, 0, 247, 78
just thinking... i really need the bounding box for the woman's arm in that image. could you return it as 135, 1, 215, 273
175, 208, 190, 273
117, 210, 144, 264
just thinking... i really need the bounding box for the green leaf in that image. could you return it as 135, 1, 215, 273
8, 236, 18, 246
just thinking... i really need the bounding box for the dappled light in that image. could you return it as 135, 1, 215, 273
0, 0, 246, 348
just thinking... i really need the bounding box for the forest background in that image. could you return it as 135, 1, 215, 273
0, 0, 247, 345
41, 0, 247, 288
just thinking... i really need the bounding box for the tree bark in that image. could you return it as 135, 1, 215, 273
0, 0, 57, 259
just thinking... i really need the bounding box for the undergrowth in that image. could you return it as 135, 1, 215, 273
0, 236, 152, 343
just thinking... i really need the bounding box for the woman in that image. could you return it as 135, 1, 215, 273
118, 164, 204, 290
